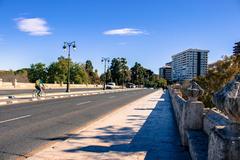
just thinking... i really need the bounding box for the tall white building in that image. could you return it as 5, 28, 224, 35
172, 49, 209, 81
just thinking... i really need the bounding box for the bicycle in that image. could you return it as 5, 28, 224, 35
32, 87, 46, 98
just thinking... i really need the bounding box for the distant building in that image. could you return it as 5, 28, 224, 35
165, 61, 172, 67
159, 65, 172, 82
172, 49, 209, 81
233, 42, 240, 55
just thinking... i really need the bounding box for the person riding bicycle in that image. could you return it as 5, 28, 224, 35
35, 79, 45, 96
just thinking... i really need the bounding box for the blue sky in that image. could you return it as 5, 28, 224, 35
0, 0, 240, 74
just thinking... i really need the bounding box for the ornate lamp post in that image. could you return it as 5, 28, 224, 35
63, 41, 76, 92
101, 57, 110, 90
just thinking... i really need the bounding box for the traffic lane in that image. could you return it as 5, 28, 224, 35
0, 89, 141, 121
0, 89, 148, 131
0, 89, 155, 160
0, 90, 146, 136
0, 87, 102, 96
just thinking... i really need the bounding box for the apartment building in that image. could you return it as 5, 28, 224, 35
171, 49, 209, 81
233, 41, 240, 55
159, 65, 172, 82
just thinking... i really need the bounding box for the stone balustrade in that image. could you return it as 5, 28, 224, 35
0, 79, 104, 89
169, 75, 240, 160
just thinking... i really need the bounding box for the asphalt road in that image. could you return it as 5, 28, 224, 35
0, 89, 155, 160
0, 88, 102, 96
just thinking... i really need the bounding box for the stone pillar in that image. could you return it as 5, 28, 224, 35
13, 79, 17, 88
172, 83, 182, 96
180, 81, 204, 146
171, 83, 182, 109
208, 74, 240, 160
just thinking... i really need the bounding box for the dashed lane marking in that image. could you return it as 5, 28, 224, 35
0, 115, 31, 124
76, 101, 92, 106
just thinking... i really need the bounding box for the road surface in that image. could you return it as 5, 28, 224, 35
0, 89, 155, 160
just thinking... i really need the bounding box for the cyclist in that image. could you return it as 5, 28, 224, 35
35, 79, 45, 96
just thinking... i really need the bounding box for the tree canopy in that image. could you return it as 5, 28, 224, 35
28, 57, 100, 84
100, 58, 167, 88
28, 63, 47, 82
110, 58, 131, 85
194, 55, 240, 108
16, 56, 166, 88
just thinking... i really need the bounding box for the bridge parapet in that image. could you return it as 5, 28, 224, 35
169, 75, 240, 160
209, 74, 240, 160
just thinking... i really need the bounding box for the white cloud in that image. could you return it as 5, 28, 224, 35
15, 18, 51, 36
103, 28, 146, 36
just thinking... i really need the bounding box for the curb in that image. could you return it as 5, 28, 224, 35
0, 96, 10, 100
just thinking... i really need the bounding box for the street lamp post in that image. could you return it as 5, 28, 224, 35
121, 68, 125, 89
63, 41, 76, 92
101, 57, 110, 90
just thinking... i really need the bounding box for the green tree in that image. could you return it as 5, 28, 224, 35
195, 54, 240, 108
110, 58, 130, 85
15, 68, 29, 82
47, 56, 70, 83
28, 63, 47, 82
71, 63, 89, 84
156, 78, 167, 88
84, 60, 99, 84
131, 62, 145, 85
85, 60, 94, 73
100, 69, 111, 84
93, 69, 101, 84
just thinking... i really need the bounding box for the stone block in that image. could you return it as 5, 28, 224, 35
203, 109, 230, 136
208, 124, 240, 160
180, 101, 204, 146
212, 74, 240, 123
187, 130, 208, 160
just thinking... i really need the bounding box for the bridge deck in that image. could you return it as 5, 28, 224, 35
27, 90, 190, 160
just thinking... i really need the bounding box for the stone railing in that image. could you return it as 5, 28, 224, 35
0, 78, 103, 89
168, 75, 240, 160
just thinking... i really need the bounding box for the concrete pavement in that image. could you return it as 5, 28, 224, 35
27, 90, 190, 160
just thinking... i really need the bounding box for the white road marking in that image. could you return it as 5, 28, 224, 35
0, 115, 31, 124
76, 101, 92, 106
109, 96, 116, 98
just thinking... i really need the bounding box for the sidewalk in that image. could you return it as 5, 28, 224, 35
27, 90, 190, 160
